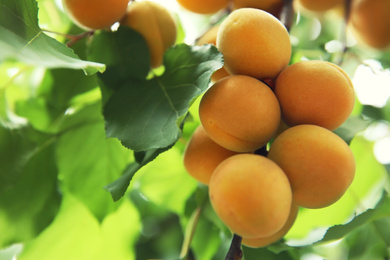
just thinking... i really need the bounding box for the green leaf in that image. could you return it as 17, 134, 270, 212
19, 194, 141, 260
56, 102, 131, 220
103, 43, 223, 151
0, 125, 61, 247
0, 0, 104, 75
333, 115, 373, 144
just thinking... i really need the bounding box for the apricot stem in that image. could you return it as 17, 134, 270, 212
42, 29, 95, 47
225, 234, 243, 260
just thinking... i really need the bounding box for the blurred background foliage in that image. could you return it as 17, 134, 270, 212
0, 0, 390, 259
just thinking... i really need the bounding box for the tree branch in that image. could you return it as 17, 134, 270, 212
225, 234, 243, 260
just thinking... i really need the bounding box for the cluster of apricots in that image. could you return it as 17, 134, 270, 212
62, 0, 177, 68
183, 7, 356, 248
178, 0, 390, 50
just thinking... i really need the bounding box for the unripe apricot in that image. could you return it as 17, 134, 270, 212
176, 0, 230, 14
275, 60, 355, 131
120, 1, 177, 68
217, 8, 291, 80
297, 0, 345, 12
196, 25, 231, 82
349, 0, 390, 49
232, 0, 284, 17
62, 0, 129, 30
199, 75, 281, 152
209, 154, 292, 238
242, 204, 299, 248
268, 125, 356, 209
183, 125, 238, 185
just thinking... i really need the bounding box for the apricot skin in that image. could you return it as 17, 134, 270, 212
199, 75, 281, 152
183, 126, 238, 185
268, 125, 356, 209
297, 0, 345, 12
62, 0, 129, 30
275, 60, 355, 131
120, 1, 177, 68
176, 0, 230, 14
196, 25, 230, 82
217, 8, 291, 80
242, 204, 299, 248
349, 0, 390, 49
209, 154, 292, 238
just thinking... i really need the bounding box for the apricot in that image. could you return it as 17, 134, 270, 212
349, 0, 390, 49
217, 8, 291, 80
176, 0, 230, 14
197, 25, 231, 82
209, 154, 292, 238
183, 125, 238, 185
297, 0, 345, 12
120, 1, 177, 68
268, 125, 356, 209
62, 0, 129, 30
232, 0, 284, 17
199, 75, 281, 152
242, 204, 299, 248
274, 60, 355, 131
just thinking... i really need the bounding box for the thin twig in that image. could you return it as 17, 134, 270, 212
225, 234, 243, 260
42, 29, 95, 47
179, 206, 203, 260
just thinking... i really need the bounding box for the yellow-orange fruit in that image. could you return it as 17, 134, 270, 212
349, 0, 390, 49
197, 25, 231, 82
297, 0, 345, 12
275, 60, 355, 131
62, 0, 129, 30
217, 8, 291, 80
199, 75, 281, 152
242, 204, 299, 248
121, 1, 177, 68
183, 125, 238, 185
268, 125, 356, 209
176, 0, 230, 14
209, 154, 292, 238
232, 0, 283, 17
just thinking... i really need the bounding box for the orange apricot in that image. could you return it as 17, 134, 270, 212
232, 0, 284, 17
274, 60, 355, 131
197, 25, 231, 82
217, 8, 291, 80
120, 1, 177, 68
176, 0, 230, 14
209, 154, 292, 238
62, 0, 129, 30
199, 75, 281, 152
297, 0, 345, 12
242, 204, 299, 248
349, 0, 390, 49
267, 124, 356, 209
183, 125, 238, 185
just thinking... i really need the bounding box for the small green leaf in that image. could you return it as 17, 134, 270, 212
103, 43, 223, 151
0, 0, 104, 75
333, 116, 373, 144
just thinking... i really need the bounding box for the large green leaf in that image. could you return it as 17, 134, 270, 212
0, 0, 104, 75
103, 43, 223, 151
0, 125, 61, 247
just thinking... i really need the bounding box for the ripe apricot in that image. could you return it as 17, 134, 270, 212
297, 0, 345, 12
183, 125, 238, 185
199, 75, 281, 152
232, 0, 284, 17
176, 0, 230, 14
217, 8, 291, 80
268, 125, 356, 209
349, 0, 390, 49
209, 154, 292, 238
197, 25, 230, 82
274, 60, 355, 131
120, 1, 177, 68
242, 204, 299, 248
62, 0, 129, 30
